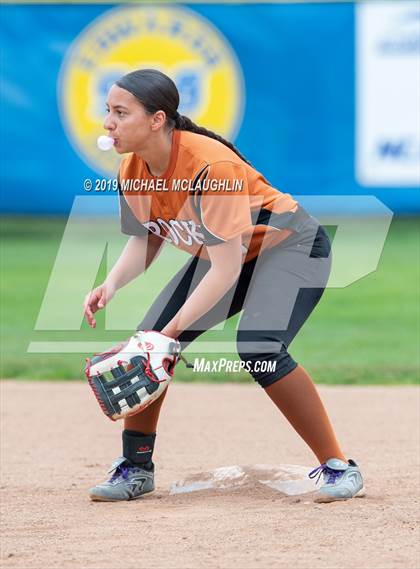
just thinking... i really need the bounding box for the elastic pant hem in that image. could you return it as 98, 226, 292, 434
256, 360, 299, 389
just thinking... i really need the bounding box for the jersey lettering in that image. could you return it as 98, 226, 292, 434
143, 218, 205, 246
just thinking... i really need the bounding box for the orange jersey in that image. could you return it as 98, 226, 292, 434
119, 129, 310, 262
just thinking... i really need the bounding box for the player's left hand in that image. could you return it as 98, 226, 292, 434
84, 330, 181, 420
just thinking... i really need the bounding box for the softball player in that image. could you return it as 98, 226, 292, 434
84, 69, 365, 503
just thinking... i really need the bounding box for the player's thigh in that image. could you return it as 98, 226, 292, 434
138, 252, 259, 350
238, 224, 332, 348
175, 258, 259, 349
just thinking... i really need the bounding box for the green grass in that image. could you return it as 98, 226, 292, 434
1, 215, 419, 384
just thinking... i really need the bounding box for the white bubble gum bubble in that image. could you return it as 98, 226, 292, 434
97, 135, 114, 151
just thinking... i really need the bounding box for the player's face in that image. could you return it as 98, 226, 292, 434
103, 85, 154, 154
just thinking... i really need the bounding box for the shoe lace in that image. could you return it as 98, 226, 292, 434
308, 463, 343, 484
110, 465, 130, 481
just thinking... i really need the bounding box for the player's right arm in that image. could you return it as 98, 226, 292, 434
84, 176, 162, 327
83, 232, 163, 328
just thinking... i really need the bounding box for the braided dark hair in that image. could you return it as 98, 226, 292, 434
116, 69, 251, 166
173, 113, 251, 165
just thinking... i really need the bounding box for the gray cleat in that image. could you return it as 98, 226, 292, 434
89, 457, 155, 502
308, 458, 366, 503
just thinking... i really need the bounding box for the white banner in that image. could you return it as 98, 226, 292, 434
356, 1, 420, 187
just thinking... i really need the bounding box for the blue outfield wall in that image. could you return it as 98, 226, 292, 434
1, 3, 419, 215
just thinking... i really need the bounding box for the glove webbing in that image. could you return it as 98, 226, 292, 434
89, 356, 160, 417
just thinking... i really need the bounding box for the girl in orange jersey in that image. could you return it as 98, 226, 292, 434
84, 69, 365, 503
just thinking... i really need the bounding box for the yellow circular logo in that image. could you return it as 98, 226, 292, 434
58, 5, 245, 177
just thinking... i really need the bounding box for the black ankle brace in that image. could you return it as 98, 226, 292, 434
122, 430, 156, 470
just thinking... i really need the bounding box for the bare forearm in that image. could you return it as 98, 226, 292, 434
161, 267, 239, 338
105, 235, 162, 291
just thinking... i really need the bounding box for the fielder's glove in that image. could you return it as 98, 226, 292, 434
85, 330, 188, 421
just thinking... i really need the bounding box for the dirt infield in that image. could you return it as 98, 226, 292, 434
1, 381, 419, 569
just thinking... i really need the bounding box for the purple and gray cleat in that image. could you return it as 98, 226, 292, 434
308, 458, 366, 503
89, 457, 155, 502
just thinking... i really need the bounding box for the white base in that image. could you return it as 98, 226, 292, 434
170, 464, 320, 496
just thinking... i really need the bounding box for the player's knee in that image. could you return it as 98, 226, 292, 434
236, 334, 298, 388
